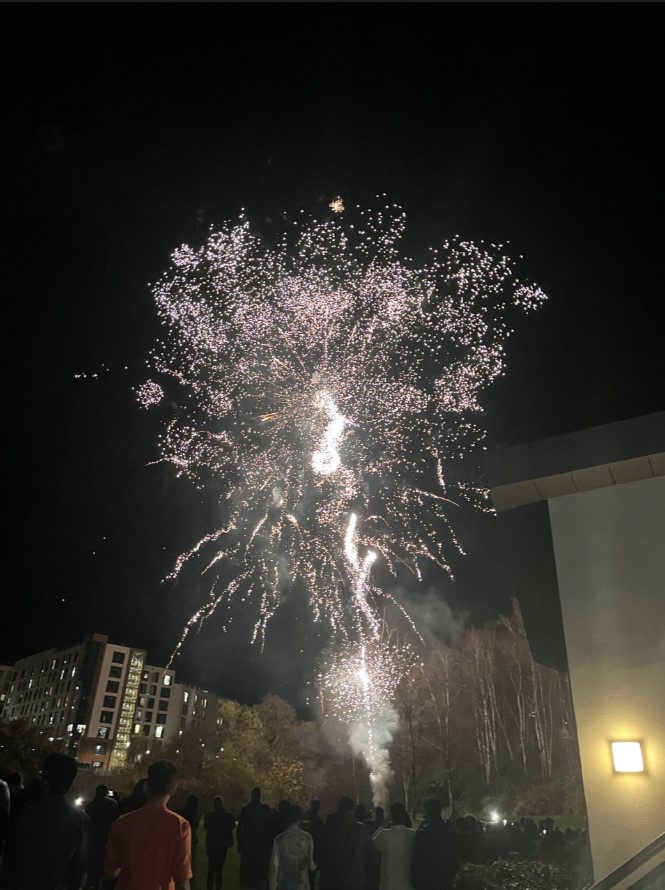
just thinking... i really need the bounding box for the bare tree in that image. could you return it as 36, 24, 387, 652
421, 646, 464, 810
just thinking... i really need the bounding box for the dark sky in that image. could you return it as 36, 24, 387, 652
5, 6, 663, 711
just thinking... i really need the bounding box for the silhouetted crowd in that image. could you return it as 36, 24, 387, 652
0, 756, 590, 890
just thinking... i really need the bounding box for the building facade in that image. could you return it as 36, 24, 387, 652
488, 412, 665, 882
0, 665, 17, 719
2, 633, 218, 770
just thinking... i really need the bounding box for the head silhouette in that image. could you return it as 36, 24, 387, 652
133, 778, 147, 795
42, 753, 77, 795
338, 796, 355, 813
288, 803, 303, 825
146, 760, 178, 798
423, 797, 442, 822
355, 804, 367, 822
389, 801, 407, 825
182, 795, 198, 817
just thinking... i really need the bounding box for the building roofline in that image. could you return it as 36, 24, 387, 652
488, 412, 665, 512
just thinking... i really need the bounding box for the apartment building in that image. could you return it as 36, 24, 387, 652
2, 633, 218, 770
0, 665, 17, 719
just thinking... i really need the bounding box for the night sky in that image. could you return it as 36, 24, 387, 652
5, 6, 663, 712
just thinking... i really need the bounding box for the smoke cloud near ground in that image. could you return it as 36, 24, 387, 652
348, 703, 400, 808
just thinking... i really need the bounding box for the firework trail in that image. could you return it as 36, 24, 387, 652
136, 200, 546, 660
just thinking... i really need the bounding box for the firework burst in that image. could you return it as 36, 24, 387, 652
136, 201, 546, 659
319, 631, 420, 807
319, 635, 418, 725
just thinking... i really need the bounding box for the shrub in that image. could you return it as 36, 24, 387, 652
454, 854, 576, 890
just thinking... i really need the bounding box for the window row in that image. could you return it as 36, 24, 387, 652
138, 684, 172, 697
19, 651, 79, 678
141, 670, 172, 686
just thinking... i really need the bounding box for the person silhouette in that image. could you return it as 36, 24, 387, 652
369, 806, 385, 838
104, 759, 191, 890
0, 773, 9, 876
237, 787, 273, 890
269, 803, 315, 890
373, 801, 415, 890
179, 795, 200, 878
412, 798, 459, 890
84, 784, 118, 889
204, 795, 236, 890
13, 752, 89, 890
300, 800, 324, 890
116, 778, 148, 816
319, 796, 378, 890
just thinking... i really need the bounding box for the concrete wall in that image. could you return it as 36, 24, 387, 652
548, 475, 665, 878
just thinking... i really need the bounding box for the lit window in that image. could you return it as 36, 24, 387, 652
163, 674, 172, 686
155, 726, 165, 739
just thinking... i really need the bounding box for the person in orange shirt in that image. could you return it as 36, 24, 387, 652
104, 759, 192, 890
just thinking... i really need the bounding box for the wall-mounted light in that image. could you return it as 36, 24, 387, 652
610, 740, 645, 773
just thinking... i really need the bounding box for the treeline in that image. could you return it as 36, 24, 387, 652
389, 599, 584, 819
1, 600, 585, 821
134, 600, 583, 820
